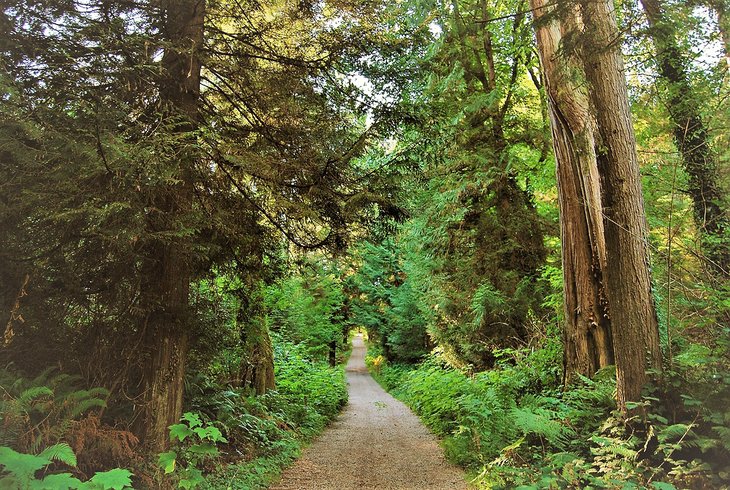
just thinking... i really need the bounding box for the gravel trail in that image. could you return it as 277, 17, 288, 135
269, 334, 468, 490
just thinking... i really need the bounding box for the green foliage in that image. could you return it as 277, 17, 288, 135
373, 335, 730, 489
192, 338, 348, 489
349, 240, 430, 363
265, 259, 347, 362
0, 444, 132, 490
0, 368, 109, 453
160, 412, 228, 489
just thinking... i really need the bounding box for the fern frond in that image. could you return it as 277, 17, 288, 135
86, 387, 110, 398
18, 386, 53, 405
657, 424, 694, 444
30, 367, 57, 388
510, 407, 572, 448
69, 398, 106, 418
37, 443, 77, 467
712, 426, 730, 452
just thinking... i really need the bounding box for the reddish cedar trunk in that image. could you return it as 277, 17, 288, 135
134, 0, 205, 453
530, 0, 614, 384
530, 0, 662, 409
579, 0, 662, 406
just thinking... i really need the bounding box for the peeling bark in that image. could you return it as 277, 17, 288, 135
531, 0, 613, 385
531, 0, 662, 409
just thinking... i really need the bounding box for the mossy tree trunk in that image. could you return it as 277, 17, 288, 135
237, 312, 276, 396
134, 0, 205, 453
641, 0, 729, 278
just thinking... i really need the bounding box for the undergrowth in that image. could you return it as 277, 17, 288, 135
193, 339, 348, 489
368, 336, 730, 489
0, 337, 347, 489
0, 366, 140, 483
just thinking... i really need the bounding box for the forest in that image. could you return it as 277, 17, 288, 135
0, 0, 728, 488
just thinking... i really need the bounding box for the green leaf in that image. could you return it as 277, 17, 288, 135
180, 412, 202, 429
158, 451, 177, 474
37, 443, 77, 467
192, 426, 226, 443
650, 482, 676, 490
0, 446, 50, 480
188, 443, 218, 457
178, 468, 204, 490
40, 473, 84, 489
169, 424, 193, 442
87, 468, 133, 490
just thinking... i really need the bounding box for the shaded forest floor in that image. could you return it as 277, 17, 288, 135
269, 335, 467, 490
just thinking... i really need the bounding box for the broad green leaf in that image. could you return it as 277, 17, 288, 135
178, 468, 204, 490
181, 412, 202, 429
188, 443, 218, 457
158, 451, 177, 474
192, 426, 226, 443
87, 468, 133, 490
651, 482, 676, 490
0, 446, 50, 480
169, 424, 193, 442
40, 473, 84, 489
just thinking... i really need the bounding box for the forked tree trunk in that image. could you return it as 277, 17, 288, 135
530, 0, 614, 385
134, 0, 205, 453
580, 0, 662, 405
531, 0, 662, 409
641, 0, 729, 278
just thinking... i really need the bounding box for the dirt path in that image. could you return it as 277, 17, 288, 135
269, 334, 468, 490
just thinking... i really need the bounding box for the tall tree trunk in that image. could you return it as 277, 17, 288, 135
580, 0, 662, 406
530, 0, 614, 385
134, 0, 205, 453
531, 0, 662, 409
641, 0, 729, 277
237, 316, 275, 395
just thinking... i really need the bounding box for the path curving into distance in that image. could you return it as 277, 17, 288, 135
269, 334, 468, 490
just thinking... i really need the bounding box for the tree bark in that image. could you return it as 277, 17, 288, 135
641, 0, 729, 277
238, 317, 276, 395
236, 282, 275, 396
134, 0, 205, 453
580, 0, 662, 406
530, 0, 614, 385
530, 0, 662, 409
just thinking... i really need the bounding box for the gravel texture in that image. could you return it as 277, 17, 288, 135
269, 334, 468, 490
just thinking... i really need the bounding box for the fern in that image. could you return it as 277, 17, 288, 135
712, 425, 730, 452
17, 386, 53, 405
0, 367, 110, 453
0, 444, 133, 489
69, 398, 107, 418
657, 423, 695, 444
37, 442, 77, 467
510, 407, 572, 448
